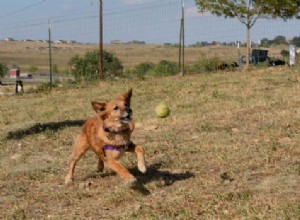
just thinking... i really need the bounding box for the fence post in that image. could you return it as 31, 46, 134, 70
99, 0, 104, 79
289, 45, 296, 66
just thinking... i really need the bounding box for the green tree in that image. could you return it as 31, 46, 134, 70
195, 0, 300, 68
69, 50, 123, 82
0, 62, 8, 78
258, 0, 300, 19
292, 36, 300, 47
261, 38, 271, 47
274, 35, 287, 45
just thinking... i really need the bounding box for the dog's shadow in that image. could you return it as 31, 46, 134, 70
131, 163, 194, 195
86, 162, 194, 195
5, 120, 85, 140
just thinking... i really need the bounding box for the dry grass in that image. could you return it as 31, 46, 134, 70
0, 41, 285, 71
1, 67, 300, 219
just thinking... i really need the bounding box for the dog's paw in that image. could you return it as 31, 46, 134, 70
128, 176, 137, 183
64, 176, 73, 185
138, 163, 147, 173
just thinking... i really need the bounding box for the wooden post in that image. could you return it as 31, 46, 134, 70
48, 20, 53, 87
99, 0, 104, 79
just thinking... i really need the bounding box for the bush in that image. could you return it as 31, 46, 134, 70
281, 50, 289, 57
187, 57, 219, 74
0, 62, 8, 78
130, 60, 179, 78
131, 62, 155, 78
147, 60, 179, 77
103, 51, 123, 78
28, 65, 38, 73
69, 50, 123, 82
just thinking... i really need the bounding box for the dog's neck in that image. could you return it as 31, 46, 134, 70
102, 125, 128, 134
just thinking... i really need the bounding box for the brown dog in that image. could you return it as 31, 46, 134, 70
65, 89, 146, 184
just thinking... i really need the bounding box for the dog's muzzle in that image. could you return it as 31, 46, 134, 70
121, 107, 132, 123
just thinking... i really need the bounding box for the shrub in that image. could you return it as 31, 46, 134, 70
29, 65, 38, 73
131, 62, 155, 78
103, 51, 123, 78
281, 50, 289, 57
147, 60, 179, 77
187, 57, 219, 74
130, 60, 179, 78
0, 62, 8, 78
69, 50, 123, 82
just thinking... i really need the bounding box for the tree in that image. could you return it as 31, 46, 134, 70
292, 36, 300, 47
261, 38, 271, 47
258, 0, 300, 19
69, 50, 123, 82
274, 35, 287, 45
195, 0, 300, 68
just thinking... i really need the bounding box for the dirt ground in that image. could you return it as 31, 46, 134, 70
0, 68, 300, 219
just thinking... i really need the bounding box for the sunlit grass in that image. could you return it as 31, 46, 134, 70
0, 67, 300, 219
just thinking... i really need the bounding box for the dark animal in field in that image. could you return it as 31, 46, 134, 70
216, 62, 239, 71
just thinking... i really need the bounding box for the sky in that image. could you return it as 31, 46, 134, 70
0, 0, 299, 45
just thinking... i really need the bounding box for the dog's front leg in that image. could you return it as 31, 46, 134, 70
127, 143, 146, 173
105, 150, 136, 183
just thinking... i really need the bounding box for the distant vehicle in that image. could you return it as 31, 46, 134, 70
9, 68, 20, 78
8, 68, 32, 78
240, 49, 286, 66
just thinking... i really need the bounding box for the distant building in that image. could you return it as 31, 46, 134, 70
55, 40, 67, 44
111, 40, 123, 44
127, 40, 146, 45
66, 40, 77, 44
4, 38, 15, 42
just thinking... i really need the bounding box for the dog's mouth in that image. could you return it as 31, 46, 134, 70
120, 114, 132, 123
119, 107, 133, 124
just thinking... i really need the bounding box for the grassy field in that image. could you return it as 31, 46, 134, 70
1, 67, 300, 219
0, 41, 286, 72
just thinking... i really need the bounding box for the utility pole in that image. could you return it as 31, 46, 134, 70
48, 20, 53, 87
179, 0, 185, 76
99, 0, 104, 79
178, 17, 182, 71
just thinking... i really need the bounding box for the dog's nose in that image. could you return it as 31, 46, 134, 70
125, 107, 132, 114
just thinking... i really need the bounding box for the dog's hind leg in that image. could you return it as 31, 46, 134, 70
65, 134, 88, 184
91, 145, 106, 172
95, 150, 105, 172
97, 159, 104, 172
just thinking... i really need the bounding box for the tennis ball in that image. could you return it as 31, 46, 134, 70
155, 103, 170, 118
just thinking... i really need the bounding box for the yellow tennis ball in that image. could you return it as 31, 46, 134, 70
155, 103, 170, 118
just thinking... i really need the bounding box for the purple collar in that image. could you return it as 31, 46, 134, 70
103, 144, 129, 151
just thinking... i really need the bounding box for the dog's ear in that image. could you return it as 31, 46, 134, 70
91, 101, 106, 114
120, 88, 132, 106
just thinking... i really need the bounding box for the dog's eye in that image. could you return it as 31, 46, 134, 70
113, 106, 119, 110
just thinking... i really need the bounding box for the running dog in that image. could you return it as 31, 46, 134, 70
65, 89, 146, 184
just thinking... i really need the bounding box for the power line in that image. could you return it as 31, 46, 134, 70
0, 0, 47, 18
0, 0, 178, 26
